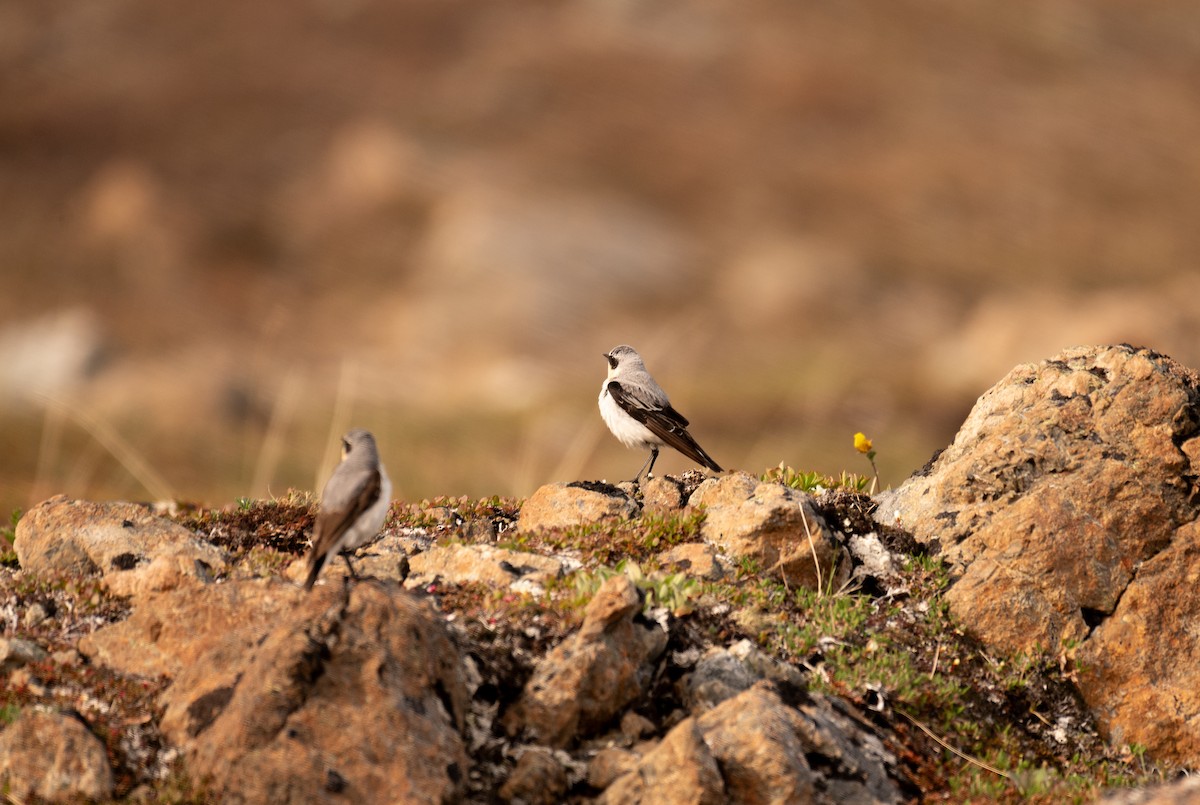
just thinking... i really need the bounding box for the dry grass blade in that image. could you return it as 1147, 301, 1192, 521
39, 395, 176, 502
899, 709, 1016, 782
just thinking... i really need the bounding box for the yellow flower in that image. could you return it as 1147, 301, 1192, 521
853, 432, 873, 454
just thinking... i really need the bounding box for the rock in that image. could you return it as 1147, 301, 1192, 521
1096, 774, 1200, 804
1075, 519, 1200, 767
657, 543, 726, 581
161, 580, 469, 804
598, 717, 726, 805
587, 747, 640, 790
619, 710, 656, 742
696, 684, 816, 803
15, 496, 228, 598
404, 544, 563, 590
603, 683, 900, 805
518, 482, 639, 531
505, 575, 667, 747
284, 530, 424, 587
875, 344, 1200, 766
0, 709, 115, 802
846, 531, 901, 585
0, 637, 48, 672
79, 578, 304, 679
640, 476, 686, 512
681, 640, 806, 713
499, 747, 569, 805
690, 472, 849, 590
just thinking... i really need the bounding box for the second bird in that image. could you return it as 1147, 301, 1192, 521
302, 428, 392, 591
599, 344, 723, 482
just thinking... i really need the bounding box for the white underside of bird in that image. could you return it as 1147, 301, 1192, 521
599, 385, 662, 450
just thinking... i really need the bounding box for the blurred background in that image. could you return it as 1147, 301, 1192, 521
2, 0, 1199, 514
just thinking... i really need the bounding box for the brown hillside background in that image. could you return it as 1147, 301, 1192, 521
2, 0, 1199, 514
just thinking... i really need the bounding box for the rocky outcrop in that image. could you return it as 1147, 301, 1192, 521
600, 683, 901, 805
504, 575, 667, 747
161, 580, 469, 803
878, 344, 1200, 766
404, 543, 564, 591
691, 472, 849, 590
0, 709, 114, 802
517, 481, 640, 531
79, 578, 304, 679
14, 495, 228, 599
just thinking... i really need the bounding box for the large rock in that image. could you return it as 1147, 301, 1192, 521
504, 575, 667, 747
518, 481, 639, 531
79, 578, 303, 679
160, 580, 469, 803
0, 709, 115, 802
600, 683, 900, 805
876, 344, 1200, 766
690, 472, 849, 590
15, 495, 228, 598
1075, 519, 1200, 766
404, 543, 564, 590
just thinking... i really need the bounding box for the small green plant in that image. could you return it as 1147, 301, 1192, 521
0, 703, 20, 725
0, 509, 19, 567
570, 561, 699, 616
762, 463, 871, 493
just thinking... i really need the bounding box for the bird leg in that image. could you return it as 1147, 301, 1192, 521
340, 552, 360, 581
632, 447, 660, 484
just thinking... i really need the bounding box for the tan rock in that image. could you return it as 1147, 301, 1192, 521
1076, 520, 1200, 767
15, 495, 228, 598
657, 542, 726, 581
875, 344, 1200, 766
640, 476, 685, 512
587, 747, 640, 790
518, 482, 639, 531
598, 717, 726, 805
164, 580, 468, 803
0, 637, 48, 673
697, 684, 815, 803
0, 709, 114, 802
690, 472, 849, 590
79, 577, 303, 679
505, 575, 667, 747
499, 747, 569, 804
601, 683, 900, 804
404, 543, 563, 590
1096, 774, 1200, 804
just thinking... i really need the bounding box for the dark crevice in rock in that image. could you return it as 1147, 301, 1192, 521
186, 681, 238, 738
567, 480, 627, 497
913, 448, 944, 478
110, 552, 141, 570
1080, 607, 1108, 634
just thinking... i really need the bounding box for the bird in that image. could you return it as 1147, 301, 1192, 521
599, 344, 723, 483
302, 428, 392, 591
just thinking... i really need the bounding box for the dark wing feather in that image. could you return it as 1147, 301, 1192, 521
607, 381, 722, 472
303, 468, 382, 590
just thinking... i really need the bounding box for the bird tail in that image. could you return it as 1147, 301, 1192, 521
677, 433, 722, 473
302, 554, 325, 591
694, 445, 722, 473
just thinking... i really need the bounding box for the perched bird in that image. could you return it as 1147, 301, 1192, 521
302, 428, 392, 591
599, 344, 722, 483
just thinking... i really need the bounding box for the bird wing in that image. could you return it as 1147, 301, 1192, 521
310, 467, 382, 558
607, 380, 722, 471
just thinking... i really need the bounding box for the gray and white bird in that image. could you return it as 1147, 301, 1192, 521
599, 345, 722, 482
302, 428, 392, 591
